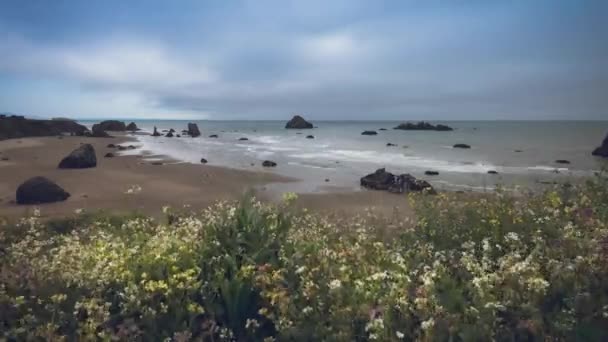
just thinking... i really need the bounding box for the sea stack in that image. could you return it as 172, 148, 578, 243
188, 123, 201, 137
285, 115, 313, 129
126, 122, 139, 131
95, 120, 126, 131
592, 133, 608, 158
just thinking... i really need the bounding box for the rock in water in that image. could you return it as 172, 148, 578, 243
58, 144, 97, 169
200, 158, 208, 164
360, 168, 435, 194
239, 137, 249, 141
152, 126, 161, 137
285, 115, 313, 129
555, 159, 570, 164
95, 120, 126, 131
187, 123, 201, 137
16, 176, 70, 204
425, 171, 439, 176
361, 130, 378, 135
126, 122, 139, 131
165, 132, 174, 138
592, 133, 608, 158
453, 144, 471, 149
91, 124, 110, 137
393, 121, 453, 131
262, 160, 277, 167
209, 134, 218, 138
386, 143, 397, 147
488, 170, 498, 174
306, 135, 314, 139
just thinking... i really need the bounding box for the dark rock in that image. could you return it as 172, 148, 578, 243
151, 161, 163, 165
169, 129, 175, 133
386, 143, 397, 147
96, 120, 126, 131
424, 171, 439, 176
187, 123, 201, 137
239, 137, 248, 141
127, 145, 136, 150
1, 157, 9, 161
165, 132, 174, 138
592, 133, 608, 158
126, 122, 139, 131
104, 152, 115, 158
90, 124, 111, 137
176, 134, 181, 137
200, 158, 208, 164
514, 150, 523, 153
555, 159, 570, 164
209, 134, 218, 138
285, 115, 313, 129
262, 160, 277, 167
1, 115, 89, 140
306, 135, 315, 139
487, 170, 498, 174
152, 126, 161, 137
393, 121, 453, 131
360, 168, 435, 194
361, 130, 378, 135
58, 144, 97, 169
107, 144, 116, 148
379, 128, 387, 131
453, 144, 471, 149
325, 178, 330, 182
16, 176, 70, 204
117, 145, 127, 151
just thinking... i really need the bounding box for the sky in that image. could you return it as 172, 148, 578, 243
0, 0, 607, 120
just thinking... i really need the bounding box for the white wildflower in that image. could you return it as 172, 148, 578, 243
329, 279, 342, 290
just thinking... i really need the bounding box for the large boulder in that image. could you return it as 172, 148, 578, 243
90, 124, 110, 137
95, 120, 126, 131
262, 160, 277, 167
58, 144, 97, 169
16, 176, 70, 204
1, 115, 88, 140
285, 115, 313, 129
360, 168, 435, 194
126, 122, 139, 131
188, 123, 201, 137
361, 130, 378, 135
592, 133, 608, 158
393, 121, 453, 131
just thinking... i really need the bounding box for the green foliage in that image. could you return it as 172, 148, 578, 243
1, 175, 608, 341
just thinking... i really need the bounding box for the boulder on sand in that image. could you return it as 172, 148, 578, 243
188, 123, 201, 137
361, 130, 378, 135
200, 158, 208, 164
16, 176, 70, 204
262, 160, 277, 167
96, 120, 126, 131
592, 133, 608, 158
453, 144, 471, 149
360, 168, 435, 194
393, 121, 453, 131
126, 122, 139, 131
285, 115, 313, 129
91, 124, 110, 137
104, 152, 115, 158
58, 144, 97, 169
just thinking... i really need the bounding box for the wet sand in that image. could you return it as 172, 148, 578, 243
0, 135, 412, 219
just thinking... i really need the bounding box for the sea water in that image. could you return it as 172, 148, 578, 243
80, 120, 608, 193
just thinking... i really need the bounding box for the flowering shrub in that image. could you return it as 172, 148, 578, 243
1, 175, 608, 340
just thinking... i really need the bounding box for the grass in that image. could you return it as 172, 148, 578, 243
1, 175, 608, 341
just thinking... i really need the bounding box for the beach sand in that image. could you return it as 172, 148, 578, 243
0, 135, 412, 219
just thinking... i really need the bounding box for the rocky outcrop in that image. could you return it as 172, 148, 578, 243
188, 123, 201, 137
361, 130, 378, 135
152, 126, 161, 137
90, 124, 111, 137
453, 144, 471, 149
58, 144, 97, 169
126, 122, 139, 131
0, 115, 88, 140
16, 176, 70, 204
592, 133, 608, 158
285, 115, 313, 129
96, 120, 126, 131
393, 121, 453, 131
262, 160, 277, 167
165, 132, 174, 138
360, 168, 435, 194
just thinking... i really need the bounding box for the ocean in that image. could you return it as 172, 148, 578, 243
80, 120, 608, 193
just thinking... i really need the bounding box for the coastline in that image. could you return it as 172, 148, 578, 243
0, 134, 413, 219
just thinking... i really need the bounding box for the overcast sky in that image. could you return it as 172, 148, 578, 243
0, 0, 607, 120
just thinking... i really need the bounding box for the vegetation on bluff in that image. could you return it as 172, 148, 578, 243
1, 174, 608, 341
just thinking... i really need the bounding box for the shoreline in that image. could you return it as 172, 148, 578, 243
0, 134, 413, 219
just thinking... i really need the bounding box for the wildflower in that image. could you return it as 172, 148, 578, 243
421, 317, 435, 331
329, 279, 342, 290
295, 266, 306, 274
505, 232, 519, 241
74, 208, 84, 214
396, 331, 405, 339
302, 306, 313, 315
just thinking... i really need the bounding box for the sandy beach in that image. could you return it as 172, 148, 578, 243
0, 135, 412, 219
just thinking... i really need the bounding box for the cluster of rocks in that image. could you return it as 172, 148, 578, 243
1, 115, 88, 140
393, 121, 453, 131
360, 168, 435, 194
